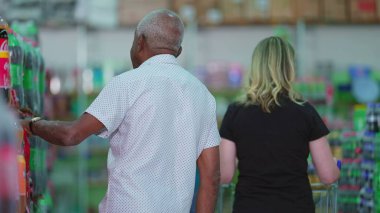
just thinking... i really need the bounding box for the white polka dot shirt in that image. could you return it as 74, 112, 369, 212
86, 54, 220, 213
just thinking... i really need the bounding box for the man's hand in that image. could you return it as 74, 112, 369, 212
20, 118, 32, 135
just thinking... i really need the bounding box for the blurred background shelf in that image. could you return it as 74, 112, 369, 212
1, 0, 380, 28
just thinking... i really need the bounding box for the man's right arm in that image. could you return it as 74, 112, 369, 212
196, 146, 220, 213
21, 113, 105, 146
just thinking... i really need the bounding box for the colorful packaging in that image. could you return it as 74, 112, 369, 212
0, 98, 18, 213
8, 32, 25, 108
0, 17, 10, 102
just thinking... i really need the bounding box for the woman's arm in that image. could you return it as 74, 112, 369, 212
309, 136, 340, 184
220, 138, 237, 184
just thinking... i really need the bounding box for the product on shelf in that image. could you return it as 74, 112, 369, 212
354, 104, 367, 132
0, 16, 10, 103
8, 31, 25, 109
375, 149, 380, 213
3, 18, 49, 212
337, 132, 361, 213
0, 99, 18, 213
356, 103, 380, 212
23, 42, 35, 112
37, 48, 45, 112
14, 121, 26, 212
31, 46, 41, 114
367, 103, 379, 133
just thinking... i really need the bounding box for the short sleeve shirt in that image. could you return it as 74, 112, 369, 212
86, 54, 220, 213
220, 100, 329, 212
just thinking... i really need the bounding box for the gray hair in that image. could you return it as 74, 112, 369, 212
136, 9, 184, 52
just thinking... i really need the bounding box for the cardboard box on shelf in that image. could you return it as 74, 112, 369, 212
296, 0, 320, 22
118, 0, 169, 26
244, 0, 271, 22
196, 0, 218, 25
172, 0, 197, 24
349, 0, 377, 22
377, 0, 380, 20
322, 0, 348, 22
271, 0, 296, 23
221, 0, 244, 23
173, 0, 195, 13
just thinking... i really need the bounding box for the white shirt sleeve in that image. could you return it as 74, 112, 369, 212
85, 77, 128, 138
205, 117, 220, 149
198, 97, 220, 157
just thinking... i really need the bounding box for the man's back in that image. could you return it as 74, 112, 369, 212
86, 54, 220, 212
20, 9, 220, 213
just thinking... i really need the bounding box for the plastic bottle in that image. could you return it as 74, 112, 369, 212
11, 21, 39, 44
362, 132, 375, 160
376, 103, 380, 133
31, 46, 40, 114
367, 103, 379, 133
8, 31, 25, 108
10, 20, 41, 110
374, 163, 380, 212
0, 98, 18, 213
37, 48, 45, 113
22, 42, 35, 112
0, 16, 10, 103
14, 121, 26, 212
29, 136, 39, 198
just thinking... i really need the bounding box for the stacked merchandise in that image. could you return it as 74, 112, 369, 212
359, 103, 380, 212
0, 98, 19, 213
336, 103, 380, 213
338, 132, 362, 213
0, 16, 49, 212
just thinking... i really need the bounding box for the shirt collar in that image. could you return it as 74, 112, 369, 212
140, 54, 179, 67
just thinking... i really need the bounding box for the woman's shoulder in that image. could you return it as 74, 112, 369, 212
287, 100, 319, 117
228, 101, 244, 109
225, 102, 243, 116
225, 101, 251, 116
228, 101, 259, 111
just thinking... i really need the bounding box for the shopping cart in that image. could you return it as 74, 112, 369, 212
216, 182, 338, 213
311, 183, 338, 213
216, 184, 235, 213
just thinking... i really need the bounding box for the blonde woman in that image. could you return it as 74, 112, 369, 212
219, 36, 340, 213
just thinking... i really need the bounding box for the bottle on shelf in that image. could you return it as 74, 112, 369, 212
367, 103, 379, 133
376, 103, 380, 133
30, 45, 40, 114
374, 161, 380, 212
36, 48, 45, 113
0, 98, 18, 213
0, 16, 10, 103
362, 132, 375, 160
13, 120, 26, 212
22, 42, 35, 113
8, 31, 25, 109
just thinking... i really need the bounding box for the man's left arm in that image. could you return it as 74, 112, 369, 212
196, 146, 220, 213
21, 113, 105, 146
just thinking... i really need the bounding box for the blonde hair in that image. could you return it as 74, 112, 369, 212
245, 36, 303, 113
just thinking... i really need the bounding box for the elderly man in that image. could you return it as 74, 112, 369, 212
21, 9, 220, 213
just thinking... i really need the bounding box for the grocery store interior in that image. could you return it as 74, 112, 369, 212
1, 0, 380, 212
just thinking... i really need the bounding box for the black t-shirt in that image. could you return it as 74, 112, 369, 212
220, 99, 329, 213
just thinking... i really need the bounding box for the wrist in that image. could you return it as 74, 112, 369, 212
29, 117, 42, 135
